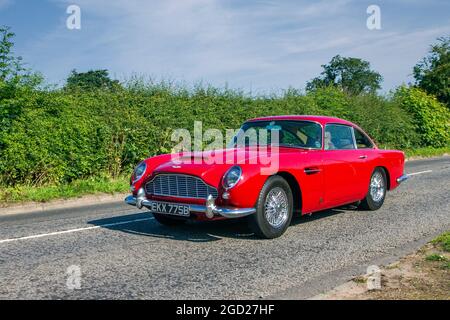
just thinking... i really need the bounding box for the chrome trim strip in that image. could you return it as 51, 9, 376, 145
124, 195, 255, 219
396, 174, 409, 184
350, 126, 358, 149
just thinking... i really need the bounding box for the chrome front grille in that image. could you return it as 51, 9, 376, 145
145, 174, 218, 199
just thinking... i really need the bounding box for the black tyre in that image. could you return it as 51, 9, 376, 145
152, 213, 187, 226
248, 175, 293, 239
360, 168, 387, 211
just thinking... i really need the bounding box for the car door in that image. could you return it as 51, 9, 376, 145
283, 121, 324, 214
299, 149, 324, 214
322, 124, 360, 207
352, 126, 378, 199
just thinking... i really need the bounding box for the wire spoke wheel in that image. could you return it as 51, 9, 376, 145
370, 171, 385, 202
249, 175, 293, 239
264, 187, 289, 228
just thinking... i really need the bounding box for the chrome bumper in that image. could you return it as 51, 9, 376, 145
396, 174, 409, 184
124, 194, 255, 219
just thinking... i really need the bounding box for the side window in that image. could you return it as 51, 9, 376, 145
354, 128, 374, 149
324, 124, 355, 150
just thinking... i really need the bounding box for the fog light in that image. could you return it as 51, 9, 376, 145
130, 185, 136, 192
222, 192, 230, 200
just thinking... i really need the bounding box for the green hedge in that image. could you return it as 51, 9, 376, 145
395, 86, 449, 147
0, 84, 448, 187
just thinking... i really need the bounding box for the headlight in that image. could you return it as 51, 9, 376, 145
222, 166, 242, 190
132, 162, 147, 183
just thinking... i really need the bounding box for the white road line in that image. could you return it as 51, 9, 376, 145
0, 169, 435, 244
0, 217, 154, 244
407, 170, 433, 176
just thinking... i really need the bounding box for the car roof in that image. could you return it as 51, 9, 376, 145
246, 115, 355, 126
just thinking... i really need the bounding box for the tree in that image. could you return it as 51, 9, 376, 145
65, 69, 121, 91
413, 37, 450, 108
0, 26, 42, 100
0, 26, 23, 81
306, 55, 383, 95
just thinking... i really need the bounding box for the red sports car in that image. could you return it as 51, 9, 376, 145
125, 115, 408, 238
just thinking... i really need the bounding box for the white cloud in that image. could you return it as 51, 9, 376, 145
19, 0, 450, 93
33, 0, 355, 89
343, 25, 450, 91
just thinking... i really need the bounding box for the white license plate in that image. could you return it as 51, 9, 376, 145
147, 201, 190, 216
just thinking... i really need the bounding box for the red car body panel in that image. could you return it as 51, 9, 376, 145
130, 116, 405, 219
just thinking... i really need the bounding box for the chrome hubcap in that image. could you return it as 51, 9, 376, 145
370, 172, 385, 202
264, 187, 289, 228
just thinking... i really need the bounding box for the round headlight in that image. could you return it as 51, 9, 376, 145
222, 166, 242, 190
132, 162, 147, 183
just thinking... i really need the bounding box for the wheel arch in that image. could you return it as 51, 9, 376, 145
376, 166, 391, 190
276, 171, 302, 213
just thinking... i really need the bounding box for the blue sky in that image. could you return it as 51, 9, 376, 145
1, 0, 449, 93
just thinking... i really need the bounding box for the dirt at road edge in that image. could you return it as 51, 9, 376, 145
312, 232, 450, 300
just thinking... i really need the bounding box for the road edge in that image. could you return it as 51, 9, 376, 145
265, 229, 449, 300
0, 193, 128, 216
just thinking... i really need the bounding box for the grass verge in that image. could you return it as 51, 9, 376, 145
431, 232, 450, 252
0, 176, 129, 205
403, 146, 450, 158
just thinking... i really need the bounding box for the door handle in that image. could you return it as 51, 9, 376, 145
358, 155, 367, 159
304, 167, 321, 175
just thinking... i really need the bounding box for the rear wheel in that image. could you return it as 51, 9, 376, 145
152, 212, 187, 226
248, 176, 293, 239
360, 168, 387, 211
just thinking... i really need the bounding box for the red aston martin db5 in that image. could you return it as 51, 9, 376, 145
125, 115, 408, 238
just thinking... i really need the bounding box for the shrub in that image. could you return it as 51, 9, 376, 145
395, 86, 450, 147
306, 87, 419, 148
0, 83, 447, 187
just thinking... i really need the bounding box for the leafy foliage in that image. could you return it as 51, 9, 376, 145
65, 69, 121, 91
395, 86, 450, 148
0, 25, 42, 93
0, 83, 443, 187
0, 25, 24, 81
431, 232, 450, 252
306, 55, 383, 95
414, 37, 450, 108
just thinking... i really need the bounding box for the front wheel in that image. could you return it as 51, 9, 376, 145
248, 176, 293, 239
360, 168, 387, 211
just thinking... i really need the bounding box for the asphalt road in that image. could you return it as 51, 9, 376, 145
0, 157, 449, 299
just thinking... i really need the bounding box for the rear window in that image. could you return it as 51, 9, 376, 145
354, 128, 374, 149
